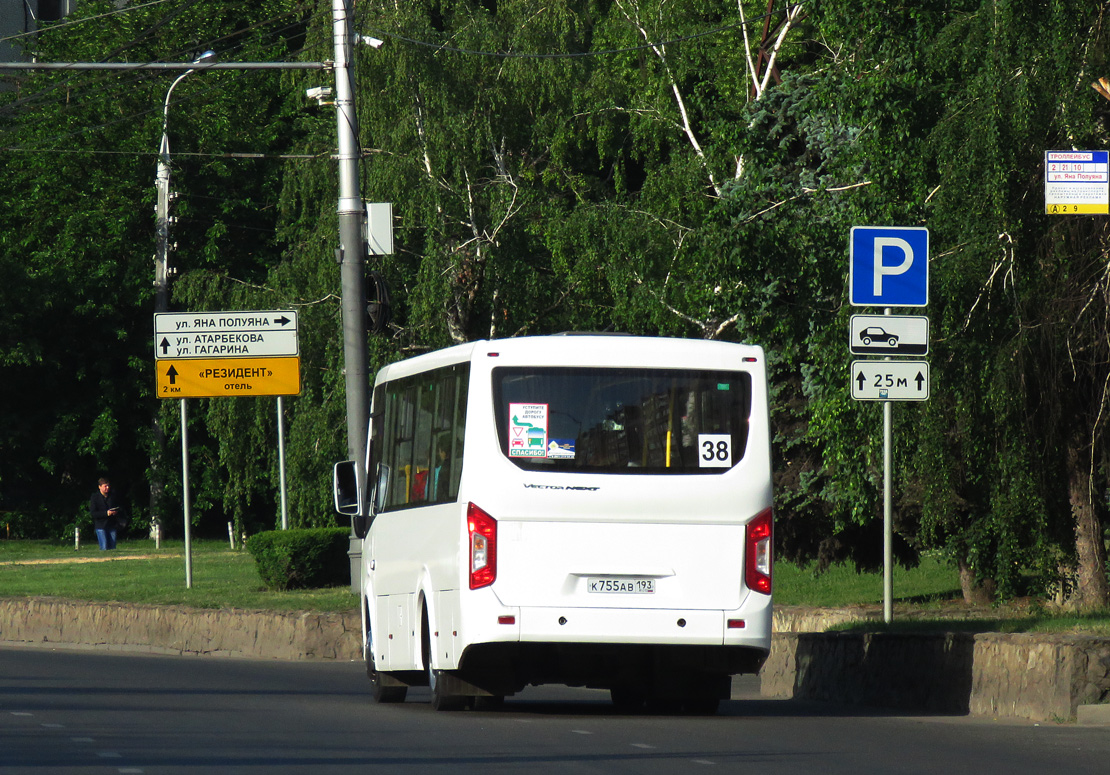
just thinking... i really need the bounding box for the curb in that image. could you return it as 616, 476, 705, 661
2, 598, 1108, 724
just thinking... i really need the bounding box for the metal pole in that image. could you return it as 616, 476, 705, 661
155, 52, 215, 313
277, 396, 289, 530
0, 61, 327, 70
153, 54, 213, 550
332, 0, 370, 488
181, 398, 193, 589
154, 70, 191, 314
883, 307, 893, 623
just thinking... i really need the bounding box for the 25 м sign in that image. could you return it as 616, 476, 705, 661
851, 361, 930, 401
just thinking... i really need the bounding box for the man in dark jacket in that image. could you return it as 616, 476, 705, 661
89, 478, 124, 550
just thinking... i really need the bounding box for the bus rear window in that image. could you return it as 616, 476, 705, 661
493, 367, 752, 474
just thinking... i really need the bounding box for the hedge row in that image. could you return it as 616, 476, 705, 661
245, 528, 351, 590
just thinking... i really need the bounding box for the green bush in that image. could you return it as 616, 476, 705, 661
245, 528, 351, 591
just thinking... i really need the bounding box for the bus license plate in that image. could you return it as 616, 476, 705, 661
587, 577, 655, 594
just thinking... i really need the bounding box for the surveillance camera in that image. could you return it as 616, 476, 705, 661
359, 35, 384, 49
306, 86, 333, 101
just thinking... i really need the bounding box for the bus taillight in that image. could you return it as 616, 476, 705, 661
468, 503, 497, 589
745, 508, 772, 595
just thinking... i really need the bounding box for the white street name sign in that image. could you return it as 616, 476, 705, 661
154, 311, 298, 360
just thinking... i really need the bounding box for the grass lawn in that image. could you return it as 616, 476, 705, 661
0, 538, 357, 613
774, 553, 960, 608
2, 538, 1108, 634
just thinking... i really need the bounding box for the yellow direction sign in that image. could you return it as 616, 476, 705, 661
157, 357, 301, 399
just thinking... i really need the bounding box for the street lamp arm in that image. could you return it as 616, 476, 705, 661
160, 69, 195, 159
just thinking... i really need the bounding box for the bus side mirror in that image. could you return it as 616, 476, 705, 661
333, 460, 360, 516
352, 514, 369, 540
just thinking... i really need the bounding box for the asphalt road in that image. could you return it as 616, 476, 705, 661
2, 645, 1107, 774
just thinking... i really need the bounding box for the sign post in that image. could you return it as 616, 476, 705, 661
154, 310, 301, 587
849, 227, 930, 623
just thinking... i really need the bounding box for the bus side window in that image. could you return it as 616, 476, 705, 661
368, 386, 386, 513
411, 379, 433, 503
376, 363, 469, 512
450, 367, 468, 498
384, 385, 416, 508
431, 366, 466, 503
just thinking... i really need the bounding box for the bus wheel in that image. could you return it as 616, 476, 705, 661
428, 668, 464, 711
370, 665, 407, 703
367, 631, 407, 703
423, 609, 464, 711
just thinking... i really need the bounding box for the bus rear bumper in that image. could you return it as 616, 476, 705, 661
453, 602, 771, 697
458, 640, 768, 697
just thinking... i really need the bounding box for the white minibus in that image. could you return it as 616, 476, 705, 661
334, 334, 773, 713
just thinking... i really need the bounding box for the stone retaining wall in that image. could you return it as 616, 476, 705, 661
762, 631, 1110, 721
3, 598, 1108, 721
0, 597, 362, 661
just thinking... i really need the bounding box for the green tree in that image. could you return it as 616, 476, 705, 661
911, 0, 1110, 607
0, 0, 314, 536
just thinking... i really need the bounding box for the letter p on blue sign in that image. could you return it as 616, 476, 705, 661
850, 226, 929, 307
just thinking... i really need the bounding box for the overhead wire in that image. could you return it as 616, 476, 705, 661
0, 8, 330, 152
2, 2, 792, 160
0, 3, 331, 273
0, 0, 175, 44
0, 7, 320, 119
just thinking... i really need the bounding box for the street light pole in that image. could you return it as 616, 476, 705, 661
154, 51, 216, 314
151, 51, 215, 584
331, 0, 370, 490
330, 0, 372, 595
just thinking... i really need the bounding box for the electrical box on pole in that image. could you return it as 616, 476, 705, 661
367, 202, 394, 255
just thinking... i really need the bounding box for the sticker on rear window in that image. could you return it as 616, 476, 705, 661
546, 438, 575, 459
509, 403, 548, 457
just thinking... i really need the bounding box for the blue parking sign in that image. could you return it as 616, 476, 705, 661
850, 226, 929, 307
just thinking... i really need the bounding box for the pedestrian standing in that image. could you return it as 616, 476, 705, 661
89, 478, 124, 551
